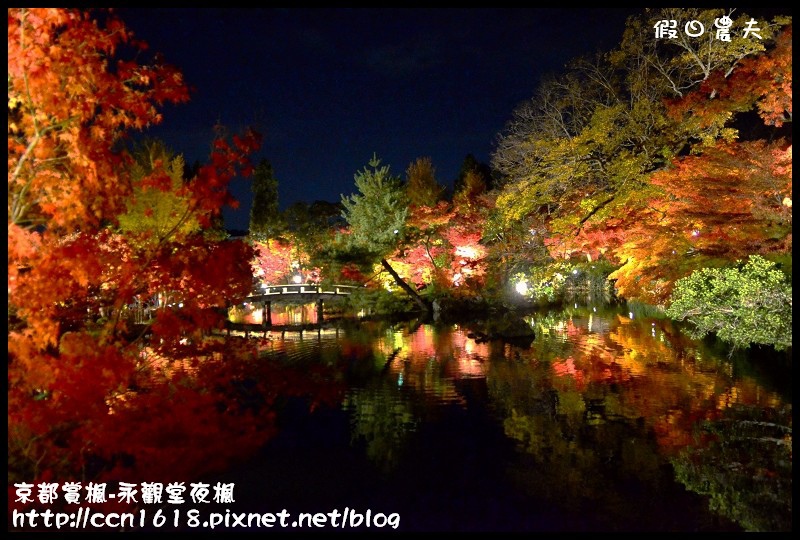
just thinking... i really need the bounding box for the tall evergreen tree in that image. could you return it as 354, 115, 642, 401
341, 155, 431, 313
248, 158, 284, 237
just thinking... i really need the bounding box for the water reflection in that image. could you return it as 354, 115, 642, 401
671, 403, 792, 532
343, 382, 417, 472
256, 304, 790, 531
373, 323, 492, 405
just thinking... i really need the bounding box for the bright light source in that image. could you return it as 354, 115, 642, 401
629, 311, 634, 319
455, 245, 479, 259
515, 281, 529, 295
572, 269, 578, 275
292, 274, 303, 284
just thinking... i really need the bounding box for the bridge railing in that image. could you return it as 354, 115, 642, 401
248, 283, 361, 298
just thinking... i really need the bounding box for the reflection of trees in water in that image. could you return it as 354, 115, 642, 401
672, 404, 792, 532
378, 322, 494, 403
342, 382, 417, 472
485, 304, 791, 529
341, 321, 494, 471
518, 305, 784, 453
337, 309, 789, 528
487, 359, 671, 528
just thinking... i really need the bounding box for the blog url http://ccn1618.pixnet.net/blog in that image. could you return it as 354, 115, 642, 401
10, 480, 401, 531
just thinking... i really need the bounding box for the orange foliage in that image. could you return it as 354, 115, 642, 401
8, 8, 190, 232
543, 28, 792, 304
8, 8, 335, 494
251, 238, 296, 284
608, 140, 792, 303
668, 26, 792, 129
396, 200, 488, 291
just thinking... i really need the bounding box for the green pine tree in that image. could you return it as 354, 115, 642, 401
341, 155, 431, 313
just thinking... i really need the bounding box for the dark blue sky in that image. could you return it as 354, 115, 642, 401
118, 8, 641, 231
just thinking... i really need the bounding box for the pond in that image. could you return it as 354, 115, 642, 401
207, 302, 792, 532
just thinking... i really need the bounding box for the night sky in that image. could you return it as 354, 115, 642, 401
118, 8, 642, 231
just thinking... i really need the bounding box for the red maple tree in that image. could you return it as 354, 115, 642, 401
8, 8, 341, 500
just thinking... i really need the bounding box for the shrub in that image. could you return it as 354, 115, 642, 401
665, 255, 792, 350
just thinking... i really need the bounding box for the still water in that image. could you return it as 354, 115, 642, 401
218, 303, 792, 532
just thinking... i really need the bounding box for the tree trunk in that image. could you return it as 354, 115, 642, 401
380, 258, 432, 313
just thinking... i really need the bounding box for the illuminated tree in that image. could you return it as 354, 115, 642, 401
341, 155, 431, 312
493, 8, 789, 225
606, 139, 792, 303
251, 237, 296, 285
6, 8, 318, 487
454, 169, 488, 208
117, 139, 200, 246
604, 24, 792, 304
454, 153, 493, 196
381, 188, 491, 296
405, 156, 444, 207
665, 255, 792, 350
400, 201, 454, 288
490, 9, 791, 310
8, 9, 190, 233
654, 17, 792, 141
491, 51, 683, 299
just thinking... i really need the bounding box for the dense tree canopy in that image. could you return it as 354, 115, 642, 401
665, 255, 792, 350
7, 7, 792, 497
340, 156, 430, 312
8, 8, 190, 233
405, 156, 445, 208
7, 8, 334, 489
117, 139, 200, 246
489, 9, 792, 315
